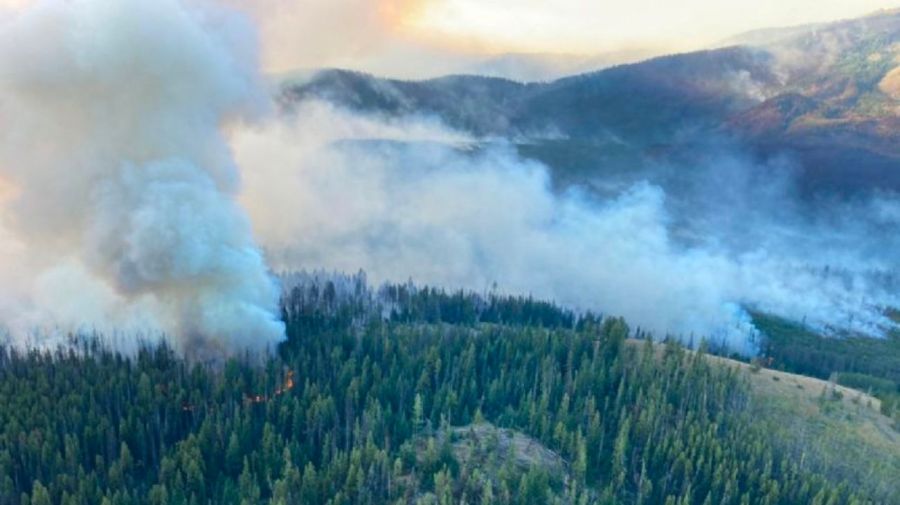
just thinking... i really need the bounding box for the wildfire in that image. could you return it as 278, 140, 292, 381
276, 369, 295, 395
243, 369, 296, 405
179, 369, 296, 411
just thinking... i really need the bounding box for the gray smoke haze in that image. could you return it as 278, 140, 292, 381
0, 0, 285, 356
234, 101, 900, 354
1, 1, 897, 358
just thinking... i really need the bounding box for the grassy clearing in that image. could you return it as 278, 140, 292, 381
696, 343, 899, 500
626, 337, 899, 500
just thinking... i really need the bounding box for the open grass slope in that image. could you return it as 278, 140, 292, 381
743, 361, 899, 502
668, 341, 900, 501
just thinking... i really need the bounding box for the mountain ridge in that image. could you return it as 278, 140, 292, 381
280, 9, 900, 195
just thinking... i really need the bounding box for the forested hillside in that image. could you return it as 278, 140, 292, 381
1, 279, 896, 504
3, 2, 899, 505
282, 9, 900, 196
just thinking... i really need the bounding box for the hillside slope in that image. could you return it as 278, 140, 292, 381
3, 285, 898, 503
710, 349, 900, 499
629, 337, 900, 502
281, 10, 900, 195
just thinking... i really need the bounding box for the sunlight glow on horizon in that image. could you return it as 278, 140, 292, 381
3, 0, 900, 75
405, 0, 900, 55
0, 0, 28, 8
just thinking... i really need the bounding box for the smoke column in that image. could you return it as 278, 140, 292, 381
0, 0, 285, 356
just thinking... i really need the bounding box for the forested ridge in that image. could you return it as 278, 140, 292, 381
0, 275, 895, 504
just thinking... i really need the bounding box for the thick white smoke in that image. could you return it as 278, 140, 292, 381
0, 0, 285, 356
233, 101, 900, 355
1, 2, 896, 358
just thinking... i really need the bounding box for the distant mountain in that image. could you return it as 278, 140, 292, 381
719, 22, 826, 48
466, 49, 655, 82
727, 10, 900, 191
280, 9, 900, 195
283, 46, 777, 141
270, 50, 655, 85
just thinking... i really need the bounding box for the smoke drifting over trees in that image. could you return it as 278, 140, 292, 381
0, 1, 897, 358
0, 0, 285, 356
234, 101, 899, 355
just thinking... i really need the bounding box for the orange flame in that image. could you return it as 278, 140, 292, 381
179, 369, 296, 411
244, 369, 295, 405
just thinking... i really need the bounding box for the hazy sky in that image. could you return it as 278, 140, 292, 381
3, 0, 900, 77
229, 0, 900, 76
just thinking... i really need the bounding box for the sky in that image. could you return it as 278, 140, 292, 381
411, 0, 900, 51
230, 0, 900, 77
2, 0, 900, 78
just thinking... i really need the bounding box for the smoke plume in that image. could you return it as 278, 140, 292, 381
233, 101, 900, 355
0, 0, 285, 356
1, 1, 897, 358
